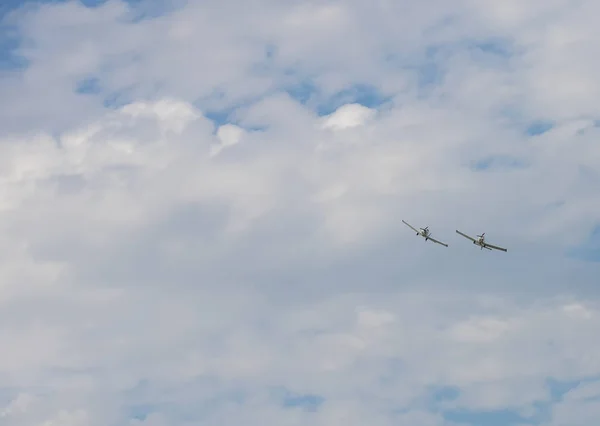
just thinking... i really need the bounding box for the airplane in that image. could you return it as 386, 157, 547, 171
455, 230, 507, 252
402, 220, 448, 247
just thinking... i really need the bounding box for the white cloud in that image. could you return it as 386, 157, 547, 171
321, 103, 376, 130
211, 123, 245, 157
0, 0, 599, 425
448, 316, 512, 342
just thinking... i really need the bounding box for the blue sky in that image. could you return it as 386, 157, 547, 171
0, 0, 599, 425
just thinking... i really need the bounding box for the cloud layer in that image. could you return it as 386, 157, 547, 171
0, 0, 599, 424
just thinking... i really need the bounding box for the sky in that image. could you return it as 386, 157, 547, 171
0, 0, 599, 424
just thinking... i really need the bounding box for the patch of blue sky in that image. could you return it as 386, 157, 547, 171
0, 0, 31, 19
495, 105, 526, 126
0, 0, 107, 16
470, 38, 513, 58
0, 10, 28, 72
494, 106, 555, 136
568, 225, 600, 263
122, 379, 248, 423
202, 106, 269, 132
431, 385, 461, 403
285, 79, 319, 105
416, 61, 442, 89
526, 120, 554, 136
423, 385, 462, 415
269, 387, 324, 412
427, 379, 600, 425
124, 403, 181, 423
443, 408, 538, 425
65, 0, 183, 23
521, 377, 600, 422
126, 400, 231, 423
76, 76, 102, 94
402, 45, 446, 92
200, 41, 390, 125
0, 0, 176, 75
251, 43, 277, 72
127, 403, 155, 421
383, 46, 446, 96
315, 83, 390, 116
208, 36, 512, 128
465, 37, 520, 76
466, 36, 517, 65
2, 0, 178, 27
102, 87, 135, 109
281, 77, 390, 116
203, 104, 269, 132
264, 43, 276, 59
0, 30, 27, 71
471, 155, 528, 171
203, 109, 231, 127
424, 384, 549, 426
194, 86, 265, 128
283, 393, 324, 411
546, 377, 585, 401
119, 0, 184, 23
386, 36, 516, 101
257, 44, 390, 114
76, 74, 140, 111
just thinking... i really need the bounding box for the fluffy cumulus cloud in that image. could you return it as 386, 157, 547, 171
0, 0, 599, 424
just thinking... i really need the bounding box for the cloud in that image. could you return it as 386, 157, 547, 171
321, 103, 376, 130
0, 0, 599, 424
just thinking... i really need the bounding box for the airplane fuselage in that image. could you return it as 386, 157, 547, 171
403, 221, 448, 247
474, 237, 488, 249
455, 229, 505, 252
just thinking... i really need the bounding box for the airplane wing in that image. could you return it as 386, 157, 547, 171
427, 237, 448, 247
455, 229, 476, 242
484, 243, 507, 252
402, 220, 419, 233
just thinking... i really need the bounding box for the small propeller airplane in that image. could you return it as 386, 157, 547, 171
455, 230, 507, 252
402, 220, 448, 247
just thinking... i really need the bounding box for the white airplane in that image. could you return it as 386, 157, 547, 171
455, 230, 507, 252
402, 220, 448, 247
